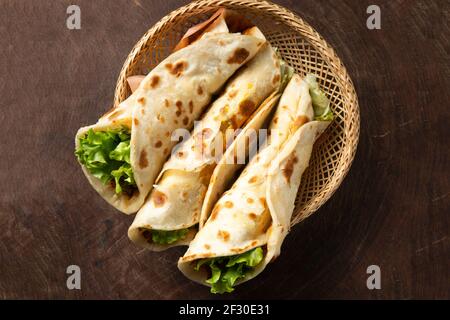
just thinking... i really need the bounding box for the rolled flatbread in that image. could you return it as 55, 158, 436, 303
128, 27, 284, 250
178, 74, 334, 293
75, 32, 265, 214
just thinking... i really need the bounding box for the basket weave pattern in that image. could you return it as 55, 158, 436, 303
114, 0, 360, 226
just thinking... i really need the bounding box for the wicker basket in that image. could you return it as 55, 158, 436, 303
114, 0, 360, 226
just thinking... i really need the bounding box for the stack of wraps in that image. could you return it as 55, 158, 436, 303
75, 9, 335, 294
75, 15, 265, 214
178, 74, 333, 293
128, 26, 287, 250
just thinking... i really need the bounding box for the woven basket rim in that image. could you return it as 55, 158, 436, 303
113, 0, 360, 226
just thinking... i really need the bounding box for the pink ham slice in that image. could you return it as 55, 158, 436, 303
126, 9, 253, 92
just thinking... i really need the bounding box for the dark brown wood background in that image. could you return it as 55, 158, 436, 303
0, 0, 448, 299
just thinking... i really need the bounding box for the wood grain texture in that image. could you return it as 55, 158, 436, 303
0, 0, 448, 299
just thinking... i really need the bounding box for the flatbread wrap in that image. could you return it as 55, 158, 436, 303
178, 74, 334, 293
128, 27, 288, 250
74, 31, 265, 214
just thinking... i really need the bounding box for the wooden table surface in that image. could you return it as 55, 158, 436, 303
0, 0, 448, 299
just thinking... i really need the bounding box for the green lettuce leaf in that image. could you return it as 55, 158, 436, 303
205, 263, 222, 285
226, 247, 264, 267
111, 164, 134, 194
274, 48, 294, 93
194, 258, 211, 271
151, 228, 190, 245
110, 141, 131, 163
75, 128, 136, 194
279, 58, 294, 92
305, 74, 334, 121
195, 247, 264, 294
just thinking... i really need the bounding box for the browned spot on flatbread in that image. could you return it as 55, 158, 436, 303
188, 101, 193, 113
163, 147, 168, 154
273, 116, 278, 124
229, 115, 239, 129
154, 141, 162, 148
177, 151, 186, 159
197, 85, 204, 95
164, 99, 170, 107
227, 48, 249, 64
224, 201, 234, 208
152, 190, 167, 208
157, 114, 165, 123
238, 99, 255, 117
185, 254, 197, 261
165, 131, 170, 137
248, 176, 257, 184
133, 118, 139, 126
138, 97, 146, 105
217, 230, 230, 242
248, 213, 257, 220
272, 74, 281, 84
204, 244, 211, 250
175, 101, 183, 117
283, 154, 298, 184
150, 75, 160, 88
228, 90, 237, 98
182, 116, 189, 125
293, 116, 309, 130
165, 60, 188, 77
251, 240, 258, 246
141, 108, 145, 115
139, 150, 148, 168
174, 119, 179, 125
210, 205, 220, 221
220, 105, 229, 115
259, 197, 266, 206
230, 242, 258, 254
247, 197, 254, 204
